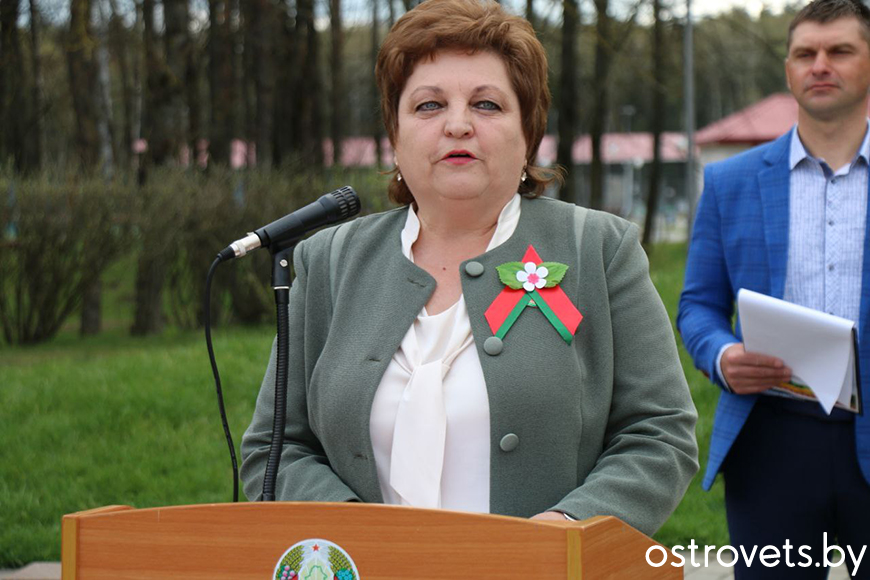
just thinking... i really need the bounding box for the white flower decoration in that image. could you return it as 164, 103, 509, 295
516, 261, 549, 292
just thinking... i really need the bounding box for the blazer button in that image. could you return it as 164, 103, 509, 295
499, 433, 519, 452
465, 261, 485, 277
484, 336, 503, 355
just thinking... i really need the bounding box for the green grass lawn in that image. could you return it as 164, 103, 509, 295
0, 242, 728, 567
646, 243, 728, 549
0, 325, 274, 566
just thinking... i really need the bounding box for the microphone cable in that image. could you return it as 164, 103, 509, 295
205, 255, 239, 502
204, 185, 360, 503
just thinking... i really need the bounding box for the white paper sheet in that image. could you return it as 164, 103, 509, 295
737, 289, 857, 414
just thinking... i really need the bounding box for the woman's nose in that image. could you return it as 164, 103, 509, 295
444, 108, 473, 138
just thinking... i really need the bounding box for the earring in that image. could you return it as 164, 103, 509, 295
521, 170, 528, 182
397, 172, 403, 182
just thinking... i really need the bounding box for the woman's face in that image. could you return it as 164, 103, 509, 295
394, 50, 527, 208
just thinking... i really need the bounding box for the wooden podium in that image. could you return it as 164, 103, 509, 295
62, 502, 680, 579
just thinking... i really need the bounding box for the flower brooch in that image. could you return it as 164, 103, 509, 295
484, 245, 583, 344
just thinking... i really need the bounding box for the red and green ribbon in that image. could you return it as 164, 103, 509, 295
484, 245, 583, 344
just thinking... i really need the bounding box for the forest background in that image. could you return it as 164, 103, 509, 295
0, 0, 804, 567
0, 0, 799, 343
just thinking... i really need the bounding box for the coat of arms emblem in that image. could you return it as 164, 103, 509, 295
273, 538, 360, 580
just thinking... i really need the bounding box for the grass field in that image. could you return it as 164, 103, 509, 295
645, 243, 728, 549
0, 242, 728, 567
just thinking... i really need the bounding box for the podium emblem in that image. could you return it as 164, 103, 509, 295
273, 538, 360, 580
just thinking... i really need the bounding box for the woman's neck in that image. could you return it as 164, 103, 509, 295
410, 192, 515, 315
413, 193, 513, 247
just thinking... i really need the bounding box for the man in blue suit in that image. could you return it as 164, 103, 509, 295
678, 0, 870, 577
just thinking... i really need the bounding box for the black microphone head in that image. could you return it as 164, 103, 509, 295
329, 186, 361, 220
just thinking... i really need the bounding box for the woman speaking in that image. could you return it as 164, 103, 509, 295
240, 0, 697, 535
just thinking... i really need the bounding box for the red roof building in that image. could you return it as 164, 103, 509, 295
696, 92, 870, 169
536, 133, 689, 166
696, 93, 798, 147
326, 132, 691, 168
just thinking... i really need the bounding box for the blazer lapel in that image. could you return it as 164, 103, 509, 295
321, 211, 436, 503
758, 133, 793, 299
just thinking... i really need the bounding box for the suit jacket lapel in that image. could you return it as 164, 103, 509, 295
324, 210, 436, 502
759, 133, 793, 299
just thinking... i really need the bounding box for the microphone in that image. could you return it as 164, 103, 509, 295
220, 186, 360, 260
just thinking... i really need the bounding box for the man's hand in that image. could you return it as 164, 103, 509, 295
721, 343, 791, 394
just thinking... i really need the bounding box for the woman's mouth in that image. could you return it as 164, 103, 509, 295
442, 151, 478, 164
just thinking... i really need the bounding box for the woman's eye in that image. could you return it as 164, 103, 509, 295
475, 100, 500, 111
417, 101, 441, 112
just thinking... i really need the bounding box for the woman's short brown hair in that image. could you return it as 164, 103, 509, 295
375, 0, 561, 205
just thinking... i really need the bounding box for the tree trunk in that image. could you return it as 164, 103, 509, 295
141, 0, 158, 174
642, 0, 665, 247
28, 0, 46, 170
241, 0, 256, 164
131, 251, 166, 335
272, 3, 294, 165
80, 278, 102, 336
289, 0, 307, 156
207, 0, 235, 166
109, 0, 134, 169
557, 0, 578, 203
143, 0, 187, 167
0, 0, 26, 171
162, 0, 189, 165
371, 0, 382, 169
307, 2, 323, 166
73, 0, 113, 335
252, 0, 274, 169
589, 0, 611, 211
208, 0, 224, 165
330, 0, 343, 167
94, 0, 117, 176
132, 0, 166, 336
186, 24, 201, 168
230, 0, 243, 160
526, 0, 535, 31
66, 0, 100, 170
132, 0, 143, 174
293, 0, 323, 166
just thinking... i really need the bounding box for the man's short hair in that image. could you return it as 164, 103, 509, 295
787, 0, 870, 49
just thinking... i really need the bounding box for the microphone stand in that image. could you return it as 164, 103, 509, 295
261, 241, 296, 502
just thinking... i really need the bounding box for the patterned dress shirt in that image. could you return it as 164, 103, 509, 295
715, 122, 870, 388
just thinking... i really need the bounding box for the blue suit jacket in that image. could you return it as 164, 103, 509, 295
677, 131, 870, 490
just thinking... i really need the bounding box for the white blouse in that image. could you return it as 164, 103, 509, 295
368, 194, 522, 512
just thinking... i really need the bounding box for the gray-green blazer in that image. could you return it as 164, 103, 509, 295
240, 196, 698, 536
